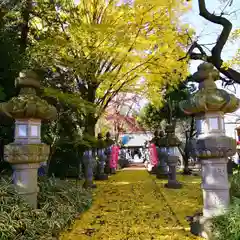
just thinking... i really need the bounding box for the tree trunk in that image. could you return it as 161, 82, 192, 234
0, 138, 3, 162
182, 116, 195, 175
20, 0, 32, 53
84, 113, 97, 137
183, 144, 191, 174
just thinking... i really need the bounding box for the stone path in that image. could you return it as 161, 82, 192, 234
61, 170, 202, 240
125, 162, 145, 170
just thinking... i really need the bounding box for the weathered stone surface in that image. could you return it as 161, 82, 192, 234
4, 143, 50, 164
195, 136, 236, 158
179, 63, 240, 115
179, 62, 240, 239
165, 147, 182, 189
0, 70, 57, 120
201, 158, 230, 218
0, 70, 57, 209
12, 163, 40, 208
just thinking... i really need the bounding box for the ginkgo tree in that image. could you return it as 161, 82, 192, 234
29, 0, 192, 136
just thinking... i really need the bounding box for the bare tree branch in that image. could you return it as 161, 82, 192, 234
182, 0, 240, 85
199, 0, 232, 64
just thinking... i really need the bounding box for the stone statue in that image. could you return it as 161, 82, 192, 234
164, 124, 182, 189
104, 132, 114, 174
82, 140, 97, 189
95, 133, 108, 180
156, 130, 168, 179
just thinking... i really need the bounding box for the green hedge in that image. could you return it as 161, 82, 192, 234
212, 172, 240, 240
0, 177, 92, 240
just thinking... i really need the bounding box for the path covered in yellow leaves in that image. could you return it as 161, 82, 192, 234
61, 170, 203, 240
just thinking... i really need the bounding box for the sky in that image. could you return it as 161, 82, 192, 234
183, 0, 240, 73
138, 0, 240, 114
181, 0, 240, 139
182, 0, 240, 122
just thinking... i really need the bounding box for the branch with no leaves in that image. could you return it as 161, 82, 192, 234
182, 0, 240, 85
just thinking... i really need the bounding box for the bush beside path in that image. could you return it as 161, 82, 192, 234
0, 177, 92, 240
61, 170, 202, 240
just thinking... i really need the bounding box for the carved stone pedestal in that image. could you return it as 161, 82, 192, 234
156, 147, 168, 179
13, 163, 40, 208
95, 150, 108, 181
156, 166, 168, 179
188, 213, 214, 239
5, 143, 50, 208
82, 150, 97, 188
202, 158, 229, 218
110, 168, 116, 174
165, 156, 182, 189
189, 157, 230, 238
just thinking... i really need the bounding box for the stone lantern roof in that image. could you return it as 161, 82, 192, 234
180, 63, 240, 115
158, 124, 181, 147
0, 70, 57, 120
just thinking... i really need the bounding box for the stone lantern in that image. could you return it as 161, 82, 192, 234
179, 63, 240, 237
0, 70, 57, 208
156, 130, 169, 179
163, 124, 182, 189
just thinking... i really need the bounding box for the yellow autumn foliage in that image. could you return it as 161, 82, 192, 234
61, 170, 203, 240
30, 0, 192, 112
225, 28, 240, 67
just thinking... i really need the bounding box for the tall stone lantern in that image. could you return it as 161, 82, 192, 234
0, 70, 57, 208
156, 130, 169, 179
164, 124, 182, 189
180, 63, 240, 237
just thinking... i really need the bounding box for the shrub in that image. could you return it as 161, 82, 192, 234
212, 198, 240, 240
230, 171, 240, 199
211, 172, 240, 240
0, 177, 92, 240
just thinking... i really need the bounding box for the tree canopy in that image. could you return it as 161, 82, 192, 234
28, 0, 191, 121
137, 81, 196, 130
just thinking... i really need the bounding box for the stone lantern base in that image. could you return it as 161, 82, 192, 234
188, 213, 214, 239
188, 156, 230, 239
4, 143, 50, 209
95, 161, 108, 181
155, 147, 168, 179
95, 173, 108, 180
12, 163, 40, 209
156, 162, 169, 179
165, 180, 182, 189
156, 171, 168, 179
165, 155, 182, 189
110, 168, 116, 174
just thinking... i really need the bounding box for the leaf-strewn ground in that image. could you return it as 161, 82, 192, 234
61, 170, 203, 240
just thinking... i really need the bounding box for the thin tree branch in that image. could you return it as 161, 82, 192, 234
198, 0, 232, 64
180, 0, 240, 85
